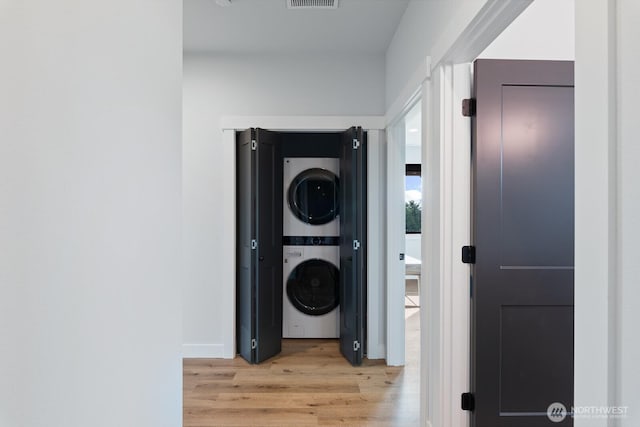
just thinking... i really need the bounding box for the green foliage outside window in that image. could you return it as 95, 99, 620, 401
406, 200, 421, 233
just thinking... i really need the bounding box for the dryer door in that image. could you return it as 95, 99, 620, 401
288, 168, 339, 225
286, 259, 339, 316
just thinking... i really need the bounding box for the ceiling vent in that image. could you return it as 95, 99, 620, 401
287, 0, 339, 9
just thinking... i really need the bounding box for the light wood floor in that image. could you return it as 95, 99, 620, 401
184, 309, 420, 427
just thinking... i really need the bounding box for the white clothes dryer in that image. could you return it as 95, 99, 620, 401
283, 157, 339, 237
282, 245, 340, 338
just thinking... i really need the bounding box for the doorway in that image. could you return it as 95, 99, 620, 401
403, 102, 422, 380
386, 97, 422, 368
235, 127, 367, 366
222, 118, 387, 366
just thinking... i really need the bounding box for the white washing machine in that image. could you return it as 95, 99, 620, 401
283, 245, 340, 338
283, 157, 340, 237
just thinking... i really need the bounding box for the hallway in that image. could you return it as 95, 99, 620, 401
183, 311, 420, 426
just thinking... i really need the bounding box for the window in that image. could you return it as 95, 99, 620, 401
405, 164, 422, 233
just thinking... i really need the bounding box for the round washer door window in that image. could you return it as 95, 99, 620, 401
288, 168, 339, 225
286, 259, 339, 316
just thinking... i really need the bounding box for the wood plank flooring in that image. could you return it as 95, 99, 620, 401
184, 309, 420, 426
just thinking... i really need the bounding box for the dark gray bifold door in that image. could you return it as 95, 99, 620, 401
236, 128, 254, 363
339, 126, 366, 366
470, 60, 574, 426
236, 128, 283, 364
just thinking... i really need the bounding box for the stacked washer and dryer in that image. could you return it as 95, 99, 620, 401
282, 157, 341, 338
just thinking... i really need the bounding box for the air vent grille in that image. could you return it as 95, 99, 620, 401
287, 0, 338, 9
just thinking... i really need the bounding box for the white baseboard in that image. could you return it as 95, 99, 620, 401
182, 344, 229, 359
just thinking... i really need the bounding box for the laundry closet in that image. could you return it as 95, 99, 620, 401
236, 127, 367, 365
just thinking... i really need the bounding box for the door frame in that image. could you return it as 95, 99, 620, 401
384, 1, 534, 426
385, 91, 420, 367
220, 116, 386, 360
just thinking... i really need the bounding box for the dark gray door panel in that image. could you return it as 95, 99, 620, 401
236, 128, 282, 364
471, 59, 574, 426
236, 128, 256, 363
255, 128, 283, 363
339, 126, 366, 366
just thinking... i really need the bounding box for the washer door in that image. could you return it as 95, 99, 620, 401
288, 168, 339, 225
286, 259, 339, 316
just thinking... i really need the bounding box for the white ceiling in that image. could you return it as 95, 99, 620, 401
184, 0, 410, 54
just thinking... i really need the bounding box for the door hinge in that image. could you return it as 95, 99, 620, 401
461, 392, 475, 411
251, 139, 257, 150
353, 340, 360, 351
352, 138, 360, 149
251, 239, 258, 250
251, 339, 257, 350
353, 240, 361, 251
462, 98, 476, 117
462, 246, 475, 264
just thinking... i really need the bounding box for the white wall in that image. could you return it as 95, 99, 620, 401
386, 1, 458, 109
405, 235, 422, 261
182, 52, 385, 356
616, 1, 640, 422
575, 1, 640, 426
385, 0, 486, 112
405, 145, 422, 164
479, 0, 574, 60
0, 1, 182, 427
